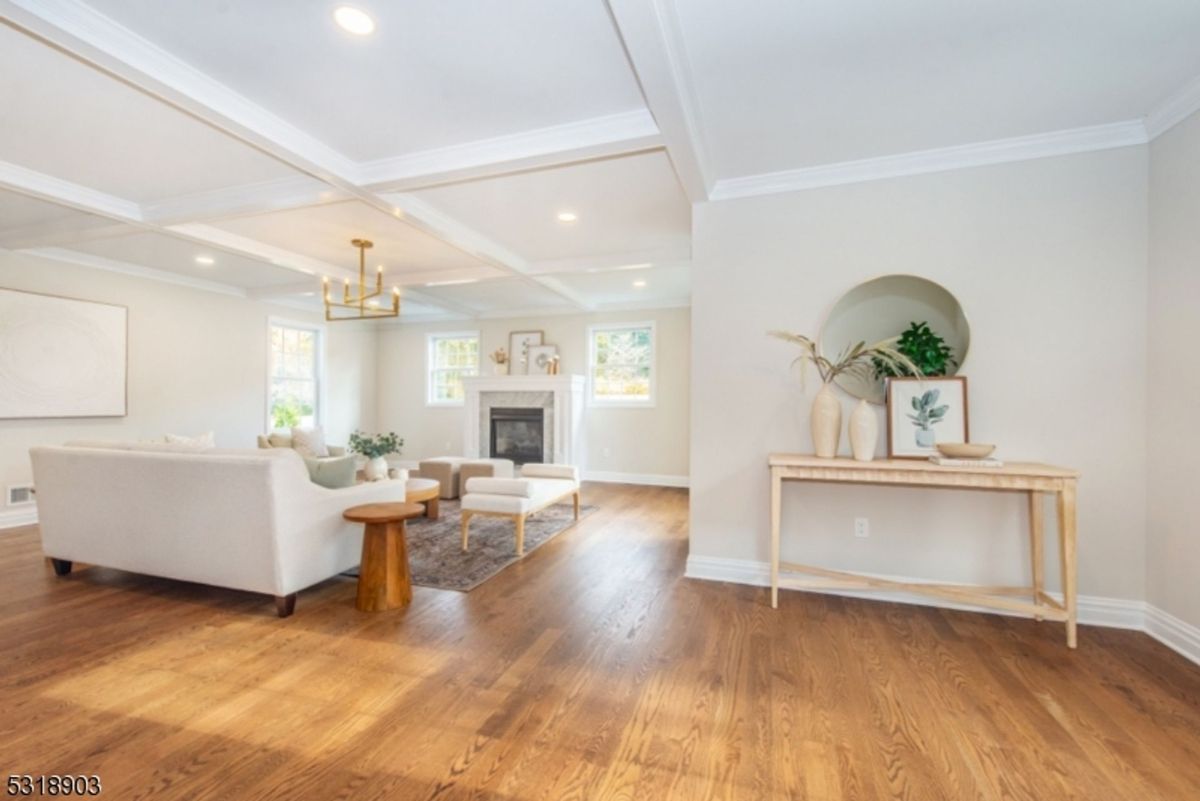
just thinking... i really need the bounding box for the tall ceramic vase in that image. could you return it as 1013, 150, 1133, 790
849, 399, 878, 462
810, 382, 842, 458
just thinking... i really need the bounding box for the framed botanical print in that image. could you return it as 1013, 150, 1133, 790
507, 330, 543, 375
886, 376, 969, 458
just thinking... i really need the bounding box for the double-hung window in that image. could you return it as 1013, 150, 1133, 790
588, 322, 655, 406
427, 332, 480, 405
268, 321, 322, 430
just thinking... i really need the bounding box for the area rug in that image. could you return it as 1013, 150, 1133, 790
362, 499, 595, 592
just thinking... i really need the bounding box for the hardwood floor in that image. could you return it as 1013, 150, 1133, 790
2, 482, 1198, 800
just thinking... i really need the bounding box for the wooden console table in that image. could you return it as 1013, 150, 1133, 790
769, 455, 1081, 647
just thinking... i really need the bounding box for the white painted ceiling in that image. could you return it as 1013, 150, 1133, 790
675, 0, 1200, 178
80, 0, 647, 161
3, 1, 1200, 320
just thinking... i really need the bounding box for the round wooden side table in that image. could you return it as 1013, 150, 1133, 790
405, 477, 441, 520
342, 502, 425, 612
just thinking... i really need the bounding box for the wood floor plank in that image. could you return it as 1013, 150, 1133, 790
0, 483, 1197, 799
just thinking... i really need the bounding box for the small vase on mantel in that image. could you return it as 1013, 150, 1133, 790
810, 382, 842, 458
848, 399, 878, 462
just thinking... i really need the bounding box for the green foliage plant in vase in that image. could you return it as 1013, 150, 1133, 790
768, 332, 921, 459
874, 321, 957, 378
349, 430, 404, 481
908, 389, 948, 447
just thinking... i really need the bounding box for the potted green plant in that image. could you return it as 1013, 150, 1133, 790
769, 332, 921, 459
349, 431, 404, 481
874, 321, 957, 378
908, 389, 948, 447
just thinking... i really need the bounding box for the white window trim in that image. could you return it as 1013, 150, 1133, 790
426, 330, 481, 407
587, 320, 657, 408
266, 316, 327, 433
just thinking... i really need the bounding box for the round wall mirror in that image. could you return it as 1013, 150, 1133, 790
819, 274, 970, 404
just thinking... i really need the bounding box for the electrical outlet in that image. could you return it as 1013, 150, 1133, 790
854, 517, 869, 538
602, 447, 611, 458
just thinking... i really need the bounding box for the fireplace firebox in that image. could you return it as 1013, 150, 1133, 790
489, 407, 545, 464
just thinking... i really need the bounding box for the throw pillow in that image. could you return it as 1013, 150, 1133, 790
164, 431, 215, 449
291, 427, 329, 458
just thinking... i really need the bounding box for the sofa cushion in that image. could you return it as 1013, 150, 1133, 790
290, 427, 329, 458
303, 454, 357, 489
164, 431, 215, 449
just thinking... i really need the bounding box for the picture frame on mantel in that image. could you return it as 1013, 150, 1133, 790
885, 376, 969, 459
507, 330, 543, 375
527, 344, 558, 375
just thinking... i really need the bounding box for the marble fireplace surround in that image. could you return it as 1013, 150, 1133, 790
462, 375, 586, 466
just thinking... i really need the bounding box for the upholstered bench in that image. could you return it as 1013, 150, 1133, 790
416, 457, 468, 499
460, 464, 581, 555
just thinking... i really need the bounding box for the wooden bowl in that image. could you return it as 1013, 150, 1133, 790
936, 443, 995, 459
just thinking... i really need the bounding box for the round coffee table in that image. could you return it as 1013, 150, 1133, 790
406, 478, 441, 520
342, 502, 425, 612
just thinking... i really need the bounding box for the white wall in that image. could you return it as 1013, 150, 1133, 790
374, 307, 690, 481
1148, 111, 1200, 629
0, 250, 376, 505
690, 148, 1149, 601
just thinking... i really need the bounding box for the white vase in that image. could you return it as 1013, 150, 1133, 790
849, 399, 877, 462
810, 382, 842, 458
364, 456, 389, 481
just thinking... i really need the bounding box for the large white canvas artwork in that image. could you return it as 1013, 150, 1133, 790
0, 288, 127, 419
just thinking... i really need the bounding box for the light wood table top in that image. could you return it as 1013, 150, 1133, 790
342, 502, 426, 524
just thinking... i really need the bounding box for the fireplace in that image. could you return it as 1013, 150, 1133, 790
489, 407, 545, 464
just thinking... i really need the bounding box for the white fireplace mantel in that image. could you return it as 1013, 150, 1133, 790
463, 374, 587, 466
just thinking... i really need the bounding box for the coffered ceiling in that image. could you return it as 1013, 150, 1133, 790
2, 0, 1199, 320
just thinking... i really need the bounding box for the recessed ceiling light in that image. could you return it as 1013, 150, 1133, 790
194, 255, 215, 266
334, 6, 375, 35
556, 211, 578, 224
633, 279, 647, 288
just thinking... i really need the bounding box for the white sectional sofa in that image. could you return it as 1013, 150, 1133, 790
29, 441, 408, 616
460, 463, 581, 555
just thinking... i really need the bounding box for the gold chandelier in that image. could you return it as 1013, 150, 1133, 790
322, 238, 400, 321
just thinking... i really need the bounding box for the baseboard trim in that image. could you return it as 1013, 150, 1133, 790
583, 471, 689, 488
1145, 605, 1200, 666
0, 506, 38, 530
684, 555, 1196, 664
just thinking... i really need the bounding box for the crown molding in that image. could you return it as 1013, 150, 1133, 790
710, 120, 1149, 201
0, 159, 142, 221
358, 111, 662, 191
22, 247, 247, 297
1144, 73, 1200, 140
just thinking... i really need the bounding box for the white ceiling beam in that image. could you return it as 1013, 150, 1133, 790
381, 194, 595, 310
605, 0, 713, 202
358, 111, 663, 192
0, 159, 142, 221
2, 0, 596, 310
244, 275, 483, 319
141, 176, 348, 225
0, 217, 134, 250
525, 245, 691, 276
24, 247, 247, 297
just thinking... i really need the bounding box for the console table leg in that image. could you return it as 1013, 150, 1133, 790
1029, 491, 1046, 621
770, 469, 781, 609
1057, 483, 1079, 648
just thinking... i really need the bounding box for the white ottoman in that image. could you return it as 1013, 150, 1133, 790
458, 458, 515, 488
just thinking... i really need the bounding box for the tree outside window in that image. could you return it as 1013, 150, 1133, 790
269, 324, 320, 430
590, 323, 654, 405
